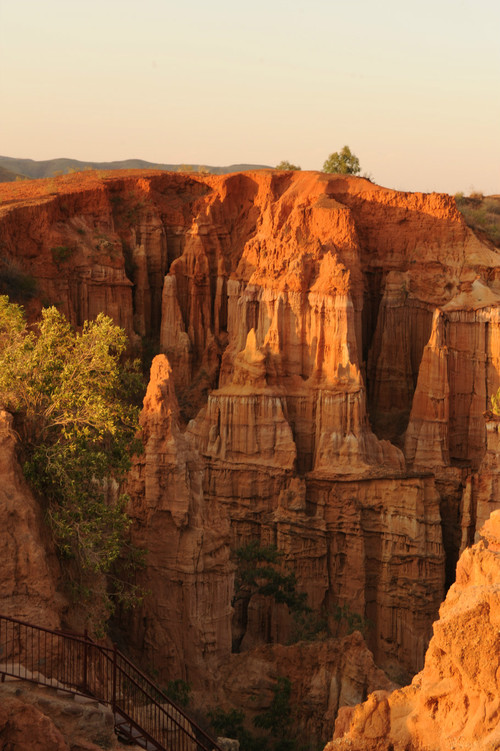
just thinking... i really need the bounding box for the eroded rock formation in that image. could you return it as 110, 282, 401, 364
326, 510, 500, 751
0, 409, 63, 628
1, 169, 500, 740
124, 354, 233, 689
217, 632, 394, 748
0, 682, 123, 751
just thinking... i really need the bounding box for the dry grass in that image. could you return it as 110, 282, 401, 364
455, 192, 500, 247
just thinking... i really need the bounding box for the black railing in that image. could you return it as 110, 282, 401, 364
0, 614, 221, 751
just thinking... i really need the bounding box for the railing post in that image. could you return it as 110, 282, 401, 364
112, 643, 117, 709
83, 629, 88, 693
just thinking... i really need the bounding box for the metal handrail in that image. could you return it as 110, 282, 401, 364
0, 613, 221, 751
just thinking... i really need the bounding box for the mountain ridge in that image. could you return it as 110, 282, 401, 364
0, 154, 271, 180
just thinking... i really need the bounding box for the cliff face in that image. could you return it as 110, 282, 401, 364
217, 632, 394, 748
0, 409, 63, 628
1, 170, 500, 719
124, 355, 233, 688
326, 510, 500, 751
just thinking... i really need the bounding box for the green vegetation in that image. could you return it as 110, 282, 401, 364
208, 676, 296, 751
51, 245, 76, 265
289, 609, 327, 643
333, 603, 372, 637
275, 161, 302, 171
110, 191, 147, 226
233, 543, 370, 645
0, 155, 273, 179
233, 542, 308, 613
232, 542, 310, 653
254, 677, 295, 751
208, 707, 252, 745
455, 192, 500, 247
0, 297, 143, 617
165, 679, 191, 708
322, 145, 360, 175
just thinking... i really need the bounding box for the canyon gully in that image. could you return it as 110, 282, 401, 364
1, 169, 499, 749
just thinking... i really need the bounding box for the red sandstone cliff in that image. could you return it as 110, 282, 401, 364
217, 632, 394, 748
325, 510, 500, 751
124, 355, 233, 689
1, 170, 500, 738
0, 409, 63, 628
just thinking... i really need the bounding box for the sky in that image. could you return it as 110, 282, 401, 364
1, 0, 499, 195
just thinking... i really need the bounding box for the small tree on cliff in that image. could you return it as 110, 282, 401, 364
322, 145, 361, 175
275, 160, 302, 171
254, 676, 295, 751
0, 296, 143, 616
233, 542, 308, 611
232, 541, 309, 652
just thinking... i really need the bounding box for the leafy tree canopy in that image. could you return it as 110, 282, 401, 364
254, 677, 295, 751
234, 541, 308, 613
0, 296, 143, 611
275, 160, 301, 171
322, 145, 361, 175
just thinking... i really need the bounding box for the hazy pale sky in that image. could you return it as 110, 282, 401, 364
1, 0, 499, 194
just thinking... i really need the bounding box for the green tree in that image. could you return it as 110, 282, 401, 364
208, 707, 263, 751
0, 296, 142, 613
232, 542, 309, 652
322, 145, 360, 175
254, 677, 295, 751
275, 161, 302, 171
233, 542, 308, 613
165, 679, 191, 708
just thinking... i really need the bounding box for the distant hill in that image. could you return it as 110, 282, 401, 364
0, 164, 27, 182
0, 156, 271, 179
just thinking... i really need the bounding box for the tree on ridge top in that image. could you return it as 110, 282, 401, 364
275, 160, 301, 171
322, 145, 361, 175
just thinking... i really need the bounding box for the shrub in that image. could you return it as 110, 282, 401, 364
455, 194, 500, 247
51, 245, 75, 264
254, 677, 295, 751
289, 610, 327, 643
0, 297, 144, 619
208, 707, 247, 738
208, 707, 265, 751
165, 679, 191, 707
275, 161, 301, 171
233, 542, 308, 613
323, 145, 360, 175
484, 198, 500, 216
333, 603, 372, 637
